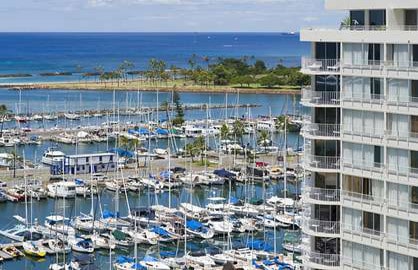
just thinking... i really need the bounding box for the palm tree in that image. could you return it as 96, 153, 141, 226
257, 130, 270, 153
220, 124, 230, 141
119, 136, 140, 151
9, 150, 21, 178
232, 120, 245, 145
193, 136, 206, 164
94, 65, 105, 83
0, 104, 8, 138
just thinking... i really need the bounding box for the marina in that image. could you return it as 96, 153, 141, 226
0, 88, 305, 269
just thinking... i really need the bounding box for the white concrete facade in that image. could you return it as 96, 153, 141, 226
301, 1, 418, 269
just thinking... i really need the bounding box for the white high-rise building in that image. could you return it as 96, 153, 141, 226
300, 1, 418, 269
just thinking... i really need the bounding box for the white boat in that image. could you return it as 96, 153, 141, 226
179, 203, 208, 220
282, 242, 302, 254
185, 219, 214, 239
139, 255, 171, 270
0, 224, 43, 242
89, 232, 116, 249
223, 248, 257, 262
257, 215, 282, 229
42, 148, 65, 166
45, 239, 71, 254
64, 113, 81, 120
72, 214, 106, 232
69, 237, 94, 253
207, 218, 234, 234
140, 177, 165, 191
47, 181, 76, 198
22, 241, 46, 257
44, 215, 75, 235
209, 253, 236, 265
184, 253, 216, 267
206, 197, 234, 217
121, 228, 158, 245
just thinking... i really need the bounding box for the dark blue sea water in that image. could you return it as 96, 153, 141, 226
0, 32, 308, 83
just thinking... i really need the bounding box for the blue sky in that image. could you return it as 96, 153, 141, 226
2, 0, 343, 32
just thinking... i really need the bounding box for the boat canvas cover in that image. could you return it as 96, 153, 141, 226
75, 179, 85, 185
143, 255, 158, 262
156, 128, 169, 135
112, 230, 127, 241
133, 263, 147, 270
115, 255, 134, 264
151, 227, 170, 237
229, 196, 239, 204
77, 239, 92, 248
186, 220, 205, 231
246, 240, 273, 251
213, 169, 235, 179
160, 170, 172, 179
109, 148, 134, 158
102, 210, 115, 219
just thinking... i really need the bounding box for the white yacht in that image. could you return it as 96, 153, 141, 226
41, 148, 65, 166
47, 181, 76, 198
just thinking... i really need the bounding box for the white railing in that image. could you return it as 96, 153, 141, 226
303, 218, 340, 235
301, 57, 340, 73
304, 186, 340, 202
386, 130, 418, 143
304, 24, 418, 32
340, 25, 387, 31
341, 125, 384, 139
342, 93, 385, 105
342, 257, 386, 270
303, 123, 340, 138
342, 158, 384, 174
301, 87, 340, 106
387, 95, 418, 107
341, 190, 384, 208
342, 223, 384, 239
387, 198, 418, 216
304, 154, 340, 170
387, 164, 418, 179
304, 250, 340, 267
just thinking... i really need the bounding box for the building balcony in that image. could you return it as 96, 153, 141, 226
341, 190, 385, 214
386, 130, 418, 150
387, 165, 418, 187
386, 234, 418, 258
302, 123, 341, 140
304, 154, 340, 172
341, 257, 386, 270
303, 186, 340, 205
302, 218, 341, 237
301, 57, 340, 75
387, 197, 418, 222
303, 250, 340, 270
341, 159, 384, 180
301, 87, 340, 107
340, 94, 385, 111
342, 224, 385, 250
341, 126, 385, 145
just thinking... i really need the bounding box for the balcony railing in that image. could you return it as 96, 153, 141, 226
301, 87, 340, 106
339, 25, 387, 31
304, 154, 340, 170
342, 223, 384, 239
303, 123, 341, 138
387, 95, 418, 107
342, 159, 384, 174
387, 198, 418, 216
303, 24, 418, 32
386, 130, 418, 143
304, 186, 340, 202
342, 257, 386, 270
302, 218, 340, 235
341, 125, 384, 139
341, 93, 385, 105
301, 57, 340, 73
304, 250, 340, 268
341, 190, 384, 207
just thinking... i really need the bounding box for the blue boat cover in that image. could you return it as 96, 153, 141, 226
186, 220, 203, 230
132, 263, 147, 270
246, 240, 273, 251
152, 227, 170, 237
109, 148, 134, 158
156, 128, 169, 135
159, 170, 172, 179
229, 197, 239, 204
213, 168, 235, 178
116, 255, 135, 264
75, 179, 85, 185
143, 255, 158, 262
160, 251, 176, 258
102, 210, 115, 219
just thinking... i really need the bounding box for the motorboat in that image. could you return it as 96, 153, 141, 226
42, 148, 65, 166
110, 230, 134, 247
121, 228, 159, 245
22, 241, 46, 257
47, 181, 76, 198
1, 246, 23, 259
184, 252, 216, 267
179, 203, 209, 220
99, 210, 131, 228
113, 256, 135, 270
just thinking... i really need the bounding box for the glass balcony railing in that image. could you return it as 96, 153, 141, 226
301, 87, 340, 106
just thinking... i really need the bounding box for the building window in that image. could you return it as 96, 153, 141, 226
370, 78, 382, 99
369, 10, 386, 27
410, 221, 418, 242
86, 157, 89, 163
374, 146, 382, 167
368, 44, 381, 64
405, 10, 418, 27
315, 42, 340, 60
411, 151, 418, 173
350, 10, 365, 26
363, 211, 381, 234
411, 186, 418, 205
99, 156, 103, 162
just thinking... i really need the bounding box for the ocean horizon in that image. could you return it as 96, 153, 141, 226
0, 32, 309, 83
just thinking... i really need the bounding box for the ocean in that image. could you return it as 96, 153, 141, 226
0, 32, 309, 83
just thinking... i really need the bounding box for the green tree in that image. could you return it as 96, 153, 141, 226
211, 65, 232, 86
231, 75, 255, 87
193, 136, 206, 163
232, 120, 245, 145
172, 91, 184, 126
253, 60, 267, 74
220, 124, 230, 140
0, 105, 8, 138
257, 130, 270, 153
257, 74, 281, 88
